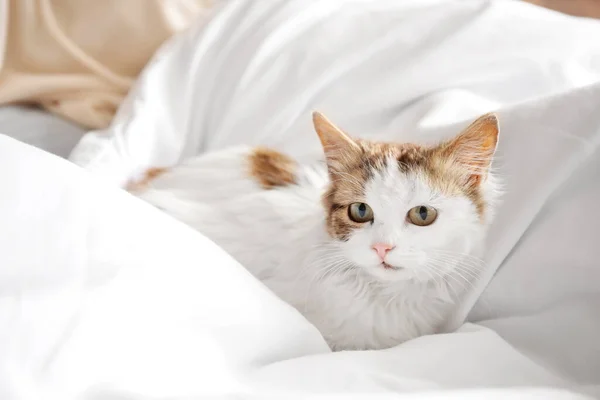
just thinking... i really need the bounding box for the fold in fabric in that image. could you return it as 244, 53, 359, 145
0, 0, 213, 129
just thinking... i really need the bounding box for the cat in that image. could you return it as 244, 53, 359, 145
131, 111, 500, 351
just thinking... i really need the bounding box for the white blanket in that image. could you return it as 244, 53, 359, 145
3, 0, 599, 398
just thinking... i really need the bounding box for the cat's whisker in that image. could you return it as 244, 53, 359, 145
449, 267, 478, 288
431, 263, 476, 288
428, 249, 483, 262
426, 261, 471, 294
310, 255, 348, 265
426, 252, 486, 272
424, 264, 461, 299
311, 260, 344, 282
302, 258, 350, 312
324, 262, 351, 280
450, 267, 480, 282
428, 249, 486, 264
453, 270, 481, 286
426, 256, 483, 278
430, 259, 484, 282
430, 256, 485, 270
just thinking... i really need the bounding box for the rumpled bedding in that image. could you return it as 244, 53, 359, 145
2, 0, 600, 398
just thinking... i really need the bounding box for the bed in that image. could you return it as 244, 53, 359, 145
1, 0, 600, 399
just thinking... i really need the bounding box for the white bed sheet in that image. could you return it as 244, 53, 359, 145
1, 109, 597, 397
0, 0, 596, 398
0, 135, 328, 399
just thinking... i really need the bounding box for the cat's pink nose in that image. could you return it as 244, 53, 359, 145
372, 243, 395, 261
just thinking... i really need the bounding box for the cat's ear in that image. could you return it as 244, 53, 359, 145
312, 111, 361, 172
437, 113, 499, 187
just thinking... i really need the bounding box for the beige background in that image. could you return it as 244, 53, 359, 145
525, 0, 600, 18
0, 0, 212, 129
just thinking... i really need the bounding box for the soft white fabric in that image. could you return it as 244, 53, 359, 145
0, 135, 329, 399
0, 131, 595, 398
0, 0, 591, 397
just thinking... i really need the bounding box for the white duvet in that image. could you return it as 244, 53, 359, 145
2, 0, 600, 398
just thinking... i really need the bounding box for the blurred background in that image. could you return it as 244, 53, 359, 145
525, 0, 600, 18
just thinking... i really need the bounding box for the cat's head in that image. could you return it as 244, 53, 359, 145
313, 112, 500, 283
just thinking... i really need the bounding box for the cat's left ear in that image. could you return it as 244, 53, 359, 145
437, 113, 499, 186
312, 111, 361, 173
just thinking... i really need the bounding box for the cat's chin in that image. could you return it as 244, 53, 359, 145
361, 263, 417, 282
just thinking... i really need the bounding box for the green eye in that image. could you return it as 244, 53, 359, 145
348, 202, 374, 223
407, 205, 437, 226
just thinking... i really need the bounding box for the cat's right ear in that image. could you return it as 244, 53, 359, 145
312, 111, 360, 172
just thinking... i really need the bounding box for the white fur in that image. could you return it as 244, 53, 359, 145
136, 149, 499, 351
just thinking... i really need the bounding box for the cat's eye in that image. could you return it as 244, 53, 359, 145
348, 202, 374, 223
407, 205, 438, 226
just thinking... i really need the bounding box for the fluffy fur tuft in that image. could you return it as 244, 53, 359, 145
133, 112, 501, 351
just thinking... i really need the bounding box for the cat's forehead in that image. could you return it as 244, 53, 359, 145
365, 158, 425, 206
356, 140, 428, 171
326, 140, 472, 206
361, 141, 476, 197
329, 141, 434, 198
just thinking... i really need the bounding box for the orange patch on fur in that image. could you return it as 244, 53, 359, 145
248, 147, 297, 189
126, 167, 168, 192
